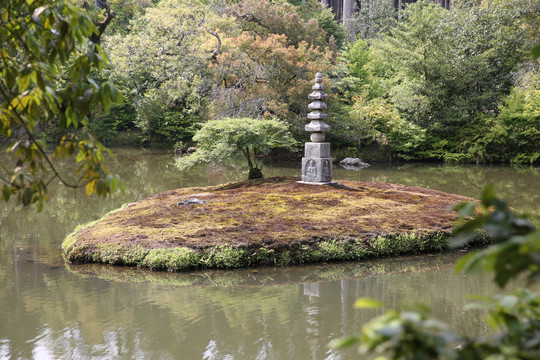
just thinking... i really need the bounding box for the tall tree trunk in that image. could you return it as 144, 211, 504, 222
343, 0, 355, 24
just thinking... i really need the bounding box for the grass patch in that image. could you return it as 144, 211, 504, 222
62, 204, 129, 255
62, 177, 479, 271
61, 231, 487, 271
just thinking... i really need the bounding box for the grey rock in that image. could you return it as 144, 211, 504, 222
177, 198, 206, 206
340, 158, 370, 168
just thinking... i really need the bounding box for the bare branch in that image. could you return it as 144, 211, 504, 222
208, 30, 221, 59
196, 10, 206, 27
230, 10, 269, 30
175, 29, 186, 47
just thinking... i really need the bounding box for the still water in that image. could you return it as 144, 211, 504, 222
1, 149, 539, 359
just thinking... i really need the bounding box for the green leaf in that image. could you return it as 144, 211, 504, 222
76, 151, 84, 162
481, 184, 496, 207
22, 187, 33, 205
453, 201, 476, 217
354, 298, 383, 309
17, 73, 31, 92
498, 295, 518, 309
455, 250, 485, 274
376, 324, 404, 337
32, 6, 47, 23
1, 185, 11, 201
5, 67, 18, 90
329, 335, 359, 349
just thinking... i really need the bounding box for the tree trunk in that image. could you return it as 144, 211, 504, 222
343, 0, 355, 24
243, 148, 254, 169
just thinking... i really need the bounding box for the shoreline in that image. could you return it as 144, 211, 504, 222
62, 177, 483, 271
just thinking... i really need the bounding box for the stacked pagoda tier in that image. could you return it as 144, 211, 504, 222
301, 73, 332, 184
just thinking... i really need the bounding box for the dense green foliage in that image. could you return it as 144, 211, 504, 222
339, 0, 539, 163
33, 0, 539, 165
0, 0, 123, 209
2, 0, 538, 210
175, 117, 296, 179
332, 186, 540, 359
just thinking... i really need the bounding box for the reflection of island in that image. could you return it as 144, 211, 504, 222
26, 252, 500, 360
340, 164, 361, 171
65, 252, 461, 288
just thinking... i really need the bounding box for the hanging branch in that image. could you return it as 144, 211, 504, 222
89, 0, 116, 44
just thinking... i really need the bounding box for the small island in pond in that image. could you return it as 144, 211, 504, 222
62, 177, 478, 271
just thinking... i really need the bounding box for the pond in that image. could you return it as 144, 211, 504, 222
1, 149, 539, 359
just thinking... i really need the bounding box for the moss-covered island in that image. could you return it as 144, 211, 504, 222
62, 177, 475, 271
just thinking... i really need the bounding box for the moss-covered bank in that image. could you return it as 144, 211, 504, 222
62, 177, 478, 271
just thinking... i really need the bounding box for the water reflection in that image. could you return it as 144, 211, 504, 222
0, 149, 539, 359
1, 252, 502, 359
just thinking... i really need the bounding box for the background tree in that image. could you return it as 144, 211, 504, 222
345, 0, 398, 40
176, 117, 297, 179
495, 61, 540, 164
17, 0, 534, 164
104, 0, 228, 145
297, 0, 348, 49
0, 0, 122, 210
209, 0, 337, 139
335, 0, 534, 162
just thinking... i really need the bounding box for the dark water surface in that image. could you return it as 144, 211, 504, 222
1, 149, 539, 359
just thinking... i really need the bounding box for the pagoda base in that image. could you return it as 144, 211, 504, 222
301, 149, 333, 183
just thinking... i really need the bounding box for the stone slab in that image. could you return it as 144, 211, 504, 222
307, 111, 328, 120
308, 91, 329, 100
308, 101, 327, 110
305, 120, 330, 132
305, 142, 330, 158
296, 181, 336, 185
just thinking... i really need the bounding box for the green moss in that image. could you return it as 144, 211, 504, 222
62, 204, 129, 256
61, 233, 79, 255
207, 245, 249, 268
142, 248, 199, 271
62, 178, 481, 271
94, 244, 148, 265
62, 228, 491, 272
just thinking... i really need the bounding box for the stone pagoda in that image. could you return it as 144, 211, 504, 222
300, 73, 332, 184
